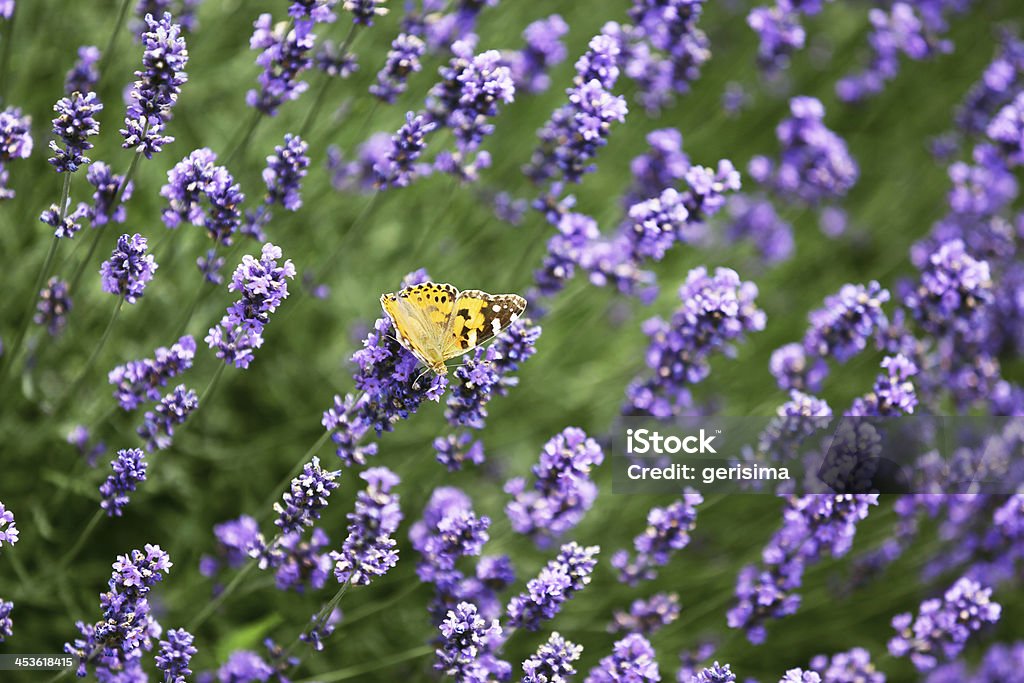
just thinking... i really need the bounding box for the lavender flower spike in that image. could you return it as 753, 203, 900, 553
0, 106, 33, 200
122, 13, 189, 158
155, 628, 197, 683
273, 456, 340, 537
34, 277, 73, 337
137, 384, 199, 451
99, 448, 148, 517
0, 501, 18, 547
523, 632, 582, 683
100, 233, 158, 303
585, 633, 660, 683
0, 600, 11, 642
371, 34, 425, 104
49, 91, 103, 173
507, 542, 599, 630
264, 133, 310, 210
435, 602, 505, 682
331, 467, 403, 585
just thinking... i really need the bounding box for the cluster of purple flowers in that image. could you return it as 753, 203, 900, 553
371, 34, 425, 103
161, 148, 245, 246
374, 112, 437, 188
65, 46, 101, 95
750, 97, 858, 205
847, 354, 919, 416
330, 467, 403, 585
435, 601, 508, 682
837, 2, 961, 103
247, 15, 317, 116
86, 161, 134, 226
34, 277, 72, 337
100, 233, 158, 303
585, 633, 660, 683
99, 448, 148, 516
272, 456, 340, 538
688, 661, 736, 683
67, 425, 106, 467
122, 13, 189, 158
507, 541, 599, 630
746, 0, 817, 73
905, 238, 992, 344
525, 29, 628, 189
132, 1, 202, 34
264, 133, 310, 211
0, 600, 11, 642
505, 427, 603, 547
65, 545, 172, 678
137, 384, 199, 450
503, 15, 569, 94
155, 628, 197, 683
725, 194, 794, 264
108, 335, 196, 410
956, 31, 1024, 136
612, 493, 703, 584
199, 514, 261, 578
0, 501, 18, 548
274, 527, 333, 593
625, 267, 765, 417
0, 106, 33, 200
808, 648, 884, 683
889, 576, 1001, 671
206, 243, 295, 369
40, 201, 89, 239
728, 494, 878, 643
609, 592, 681, 635
48, 90, 102, 173
523, 632, 583, 683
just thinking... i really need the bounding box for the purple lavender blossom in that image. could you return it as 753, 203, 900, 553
848, 354, 918, 416
133, 1, 202, 34
289, 0, 339, 23
0, 106, 33, 200
411, 487, 491, 585
34, 277, 72, 336
505, 15, 569, 94
331, 467, 403, 585
988, 91, 1024, 166
625, 128, 689, 207
201, 514, 261, 576
0, 1, 12, 19
610, 592, 681, 635
505, 427, 603, 547
99, 448, 148, 517
327, 133, 390, 192
750, 96, 857, 204
137, 384, 198, 450
726, 194, 794, 264
805, 282, 890, 363
523, 632, 583, 683
86, 161, 134, 226
49, 91, 102, 173
65, 545, 172, 678
322, 393, 379, 467
585, 633, 660, 683
0, 502, 18, 547
315, 38, 359, 77
0, 600, 11, 642
67, 425, 106, 467
344, 0, 388, 24
371, 33, 425, 103
625, 188, 689, 261
889, 577, 1001, 671
625, 267, 765, 418
729, 494, 878, 643
690, 662, 736, 683
247, 15, 315, 116
434, 433, 485, 471
905, 239, 992, 344
612, 493, 703, 584
747, 3, 806, 72
273, 528, 333, 592
215, 650, 274, 682
493, 191, 528, 224
197, 248, 226, 285
375, 112, 437, 188
507, 542, 599, 631
300, 608, 342, 651
435, 602, 506, 682
808, 648, 884, 683
273, 456, 340, 537
780, 670, 821, 683
837, 3, 953, 103
161, 148, 245, 245
122, 13, 189, 157
100, 233, 157, 303
108, 335, 196, 410
155, 628, 197, 683
264, 134, 310, 210
40, 201, 89, 239
206, 243, 295, 369
956, 32, 1024, 135
65, 45, 101, 94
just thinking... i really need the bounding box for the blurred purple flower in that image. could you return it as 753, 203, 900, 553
504, 15, 569, 94
0, 106, 33, 200
161, 148, 245, 246
609, 592, 681, 635
65, 45, 101, 94
99, 448, 148, 517
137, 384, 198, 450
34, 277, 72, 337
612, 493, 703, 584
523, 632, 582, 683
264, 133, 310, 210
585, 633, 660, 683
86, 161, 134, 226
247, 15, 316, 116
108, 335, 196, 411
100, 233, 158, 303
371, 33, 425, 103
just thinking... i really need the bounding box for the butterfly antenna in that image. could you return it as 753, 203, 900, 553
411, 366, 432, 390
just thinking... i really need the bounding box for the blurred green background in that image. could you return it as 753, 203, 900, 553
1, 0, 1022, 680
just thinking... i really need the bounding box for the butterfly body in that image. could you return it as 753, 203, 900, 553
380, 282, 527, 375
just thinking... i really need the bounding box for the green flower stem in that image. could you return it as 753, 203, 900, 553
55, 295, 125, 416
299, 23, 361, 137
259, 429, 332, 518
54, 508, 104, 572
0, 173, 73, 391
187, 554, 260, 631
67, 145, 144, 298
0, 2, 18, 99
225, 107, 263, 167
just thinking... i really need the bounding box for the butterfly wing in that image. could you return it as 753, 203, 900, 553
441, 290, 527, 361
380, 282, 459, 369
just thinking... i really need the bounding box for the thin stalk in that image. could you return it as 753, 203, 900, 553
312, 190, 380, 280
187, 558, 259, 631
55, 296, 125, 416
68, 147, 144, 297
225, 108, 263, 166
0, 173, 72, 390
259, 429, 332, 518
97, 0, 133, 84
408, 177, 460, 268
198, 361, 227, 406
285, 580, 352, 666
299, 23, 360, 137
172, 274, 214, 339
55, 509, 104, 572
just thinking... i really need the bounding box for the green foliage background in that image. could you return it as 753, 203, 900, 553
1, 0, 1022, 681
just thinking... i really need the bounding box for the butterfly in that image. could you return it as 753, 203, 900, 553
380, 282, 528, 375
